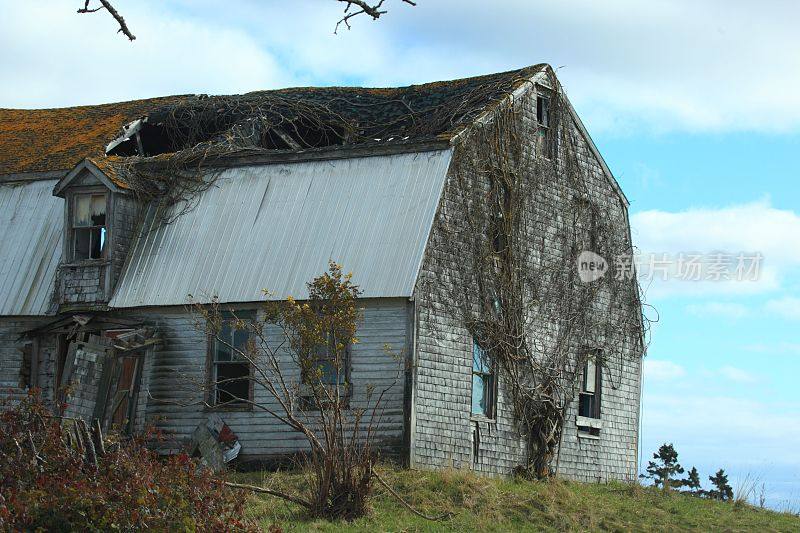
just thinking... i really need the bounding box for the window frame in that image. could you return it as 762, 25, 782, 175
68, 190, 109, 262
300, 330, 352, 410
206, 310, 255, 409
578, 351, 602, 420
304, 331, 351, 387
470, 337, 497, 420
535, 91, 552, 159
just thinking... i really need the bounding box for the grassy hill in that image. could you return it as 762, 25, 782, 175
237, 467, 800, 532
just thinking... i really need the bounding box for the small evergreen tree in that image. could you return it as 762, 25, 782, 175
681, 466, 703, 495
708, 469, 734, 501
641, 443, 685, 490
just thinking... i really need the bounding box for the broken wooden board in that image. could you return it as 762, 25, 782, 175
189, 413, 241, 471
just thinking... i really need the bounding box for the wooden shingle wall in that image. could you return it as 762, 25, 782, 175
410, 82, 642, 481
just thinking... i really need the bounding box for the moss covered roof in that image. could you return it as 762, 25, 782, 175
0, 65, 544, 176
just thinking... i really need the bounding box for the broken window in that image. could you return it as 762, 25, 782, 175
578, 351, 602, 419
471, 338, 495, 418
72, 193, 107, 260
210, 312, 253, 407
536, 93, 552, 158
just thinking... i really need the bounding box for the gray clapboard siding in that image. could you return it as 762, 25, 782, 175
129, 298, 409, 459
0, 317, 59, 406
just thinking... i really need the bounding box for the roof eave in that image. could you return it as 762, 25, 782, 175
53, 158, 127, 197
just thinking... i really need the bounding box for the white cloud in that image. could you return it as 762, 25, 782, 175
765, 297, 800, 321
644, 359, 686, 382
631, 200, 800, 297
0, 1, 295, 107
686, 302, 749, 319
744, 342, 800, 356
2, 1, 800, 134
642, 392, 800, 467
719, 365, 757, 383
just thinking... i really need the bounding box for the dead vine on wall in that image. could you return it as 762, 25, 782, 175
420, 69, 647, 478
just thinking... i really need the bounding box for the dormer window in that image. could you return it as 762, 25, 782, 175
72, 193, 107, 260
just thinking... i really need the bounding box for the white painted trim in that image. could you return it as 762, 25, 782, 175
577, 415, 603, 429
53, 159, 123, 198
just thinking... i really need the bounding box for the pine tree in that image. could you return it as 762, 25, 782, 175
642, 443, 685, 490
681, 466, 702, 495
708, 469, 734, 501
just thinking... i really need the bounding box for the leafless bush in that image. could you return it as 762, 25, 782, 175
193, 262, 400, 520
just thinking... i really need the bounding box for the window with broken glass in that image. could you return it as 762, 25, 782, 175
536, 93, 551, 158
578, 351, 602, 419
210, 312, 253, 407
72, 193, 107, 260
471, 338, 496, 418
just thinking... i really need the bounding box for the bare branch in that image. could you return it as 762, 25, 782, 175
77, 0, 136, 41
373, 470, 453, 521
335, 0, 417, 34
224, 481, 313, 509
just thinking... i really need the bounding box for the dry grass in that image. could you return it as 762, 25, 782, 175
235, 466, 800, 532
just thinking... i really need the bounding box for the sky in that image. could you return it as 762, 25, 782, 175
2, 0, 798, 511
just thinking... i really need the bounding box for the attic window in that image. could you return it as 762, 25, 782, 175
536, 95, 550, 128
536, 94, 552, 158
72, 193, 107, 260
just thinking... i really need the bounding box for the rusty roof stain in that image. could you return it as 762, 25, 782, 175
0, 96, 188, 176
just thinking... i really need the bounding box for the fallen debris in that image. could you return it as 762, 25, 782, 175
189, 413, 241, 471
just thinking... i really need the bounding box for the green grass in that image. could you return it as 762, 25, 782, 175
237, 467, 800, 532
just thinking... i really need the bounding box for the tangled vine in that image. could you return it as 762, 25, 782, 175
419, 67, 647, 478
105, 66, 547, 222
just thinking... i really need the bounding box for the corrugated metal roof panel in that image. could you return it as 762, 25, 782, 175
110, 149, 451, 308
0, 180, 63, 315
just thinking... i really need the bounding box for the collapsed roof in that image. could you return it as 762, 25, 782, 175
0, 65, 546, 178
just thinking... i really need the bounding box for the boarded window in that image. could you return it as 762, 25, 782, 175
578, 351, 602, 419
210, 312, 253, 406
73, 193, 107, 260
471, 338, 495, 418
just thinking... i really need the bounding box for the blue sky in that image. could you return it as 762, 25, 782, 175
1, 0, 798, 510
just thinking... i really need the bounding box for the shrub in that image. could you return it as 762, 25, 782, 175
0, 391, 254, 531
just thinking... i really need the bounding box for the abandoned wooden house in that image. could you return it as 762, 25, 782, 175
0, 64, 644, 481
